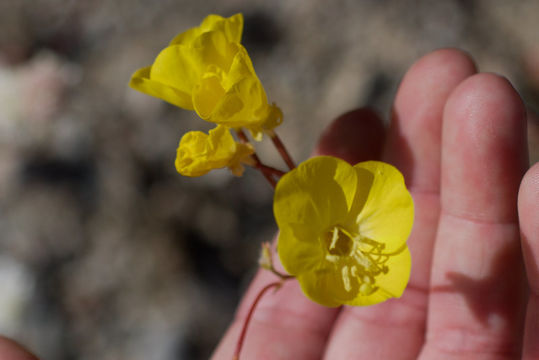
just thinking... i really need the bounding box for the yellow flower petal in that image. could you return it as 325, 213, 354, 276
129, 66, 194, 110
192, 30, 239, 71
354, 161, 415, 252
183, 46, 280, 137
175, 125, 253, 177
209, 75, 263, 128
150, 44, 204, 97
346, 246, 411, 306
297, 267, 350, 308
261, 104, 284, 132
169, 13, 243, 46
274, 156, 358, 233
203, 48, 267, 127
193, 73, 227, 119
277, 224, 324, 276
222, 46, 258, 87
373, 246, 411, 298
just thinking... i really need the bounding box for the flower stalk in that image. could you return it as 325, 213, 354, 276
236, 129, 287, 188
232, 243, 295, 359
269, 131, 296, 170
232, 281, 283, 360
259, 242, 294, 280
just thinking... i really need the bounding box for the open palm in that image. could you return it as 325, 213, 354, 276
212, 49, 539, 360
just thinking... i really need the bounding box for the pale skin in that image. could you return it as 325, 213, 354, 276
1, 49, 538, 360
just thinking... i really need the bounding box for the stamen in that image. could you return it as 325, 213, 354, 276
325, 254, 340, 263
342, 266, 352, 292
351, 265, 358, 278
323, 226, 353, 256
329, 227, 339, 250
362, 251, 388, 274
321, 226, 407, 298
353, 252, 371, 269
359, 282, 373, 295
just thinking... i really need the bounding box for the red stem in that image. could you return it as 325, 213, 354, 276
270, 132, 295, 170
256, 164, 286, 178
235, 129, 283, 188
233, 281, 282, 360
258, 165, 277, 188
235, 128, 251, 144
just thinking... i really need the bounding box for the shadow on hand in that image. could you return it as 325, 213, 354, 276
432, 239, 527, 326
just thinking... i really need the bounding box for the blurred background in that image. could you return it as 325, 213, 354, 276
0, 0, 538, 359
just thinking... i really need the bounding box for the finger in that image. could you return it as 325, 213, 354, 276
0, 336, 39, 360
519, 162, 539, 360
420, 73, 528, 359
323, 49, 476, 359
314, 108, 386, 164
211, 108, 386, 359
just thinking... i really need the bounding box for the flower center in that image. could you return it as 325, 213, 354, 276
324, 226, 354, 256
321, 226, 408, 297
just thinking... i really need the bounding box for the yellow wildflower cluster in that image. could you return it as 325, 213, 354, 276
130, 13, 282, 177
129, 13, 414, 313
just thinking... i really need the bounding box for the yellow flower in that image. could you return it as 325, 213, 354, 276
129, 13, 282, 139
129, 14, 242, 110
168, 13, 243, 47
175, 125, 255, 177
274, 156, 414, 307
191, 46, 282, 140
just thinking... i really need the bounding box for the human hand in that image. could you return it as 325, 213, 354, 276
212, 48, 539, 359
0, 336, 38, 360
